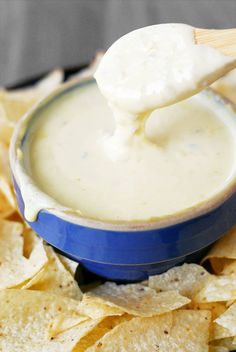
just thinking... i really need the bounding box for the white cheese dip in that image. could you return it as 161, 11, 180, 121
22, 83, 236, 222
94, 23, 235, 157
16, 23, 236, 222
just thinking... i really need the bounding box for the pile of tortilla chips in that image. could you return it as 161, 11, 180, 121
0, 57, 236, 351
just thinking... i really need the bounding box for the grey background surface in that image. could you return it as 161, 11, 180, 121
0, 0, 235, 86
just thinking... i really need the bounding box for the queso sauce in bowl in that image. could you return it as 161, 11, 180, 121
10, 79, 236, 281
10, 24, 236, 281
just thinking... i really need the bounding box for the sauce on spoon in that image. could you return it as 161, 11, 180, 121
95, 23, 235, 158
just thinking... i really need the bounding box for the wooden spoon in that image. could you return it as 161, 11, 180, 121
195, 28, 236, 57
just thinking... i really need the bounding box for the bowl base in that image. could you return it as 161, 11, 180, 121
63, 245, 211, 283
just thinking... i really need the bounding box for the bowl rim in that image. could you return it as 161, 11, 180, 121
10, 78, 236, 232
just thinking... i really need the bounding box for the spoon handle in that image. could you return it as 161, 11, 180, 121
195, 28, 236, 58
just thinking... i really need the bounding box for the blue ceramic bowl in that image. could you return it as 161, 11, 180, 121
10, 80, 236, 282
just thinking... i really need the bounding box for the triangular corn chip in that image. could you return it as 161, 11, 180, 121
23, 246, 82, 299
149, 263, 210, 298
87, 310, 210, 352
88, 282, 190, 317
0, 220, 47, 288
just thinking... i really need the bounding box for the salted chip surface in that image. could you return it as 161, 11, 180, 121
0, 180, 15, 218
0, 104, 14, 145
0, 289, 91, 352
58, 254, 78, 276
35, 69, 64, 93
87, 310, 210, 352
149, 263, 210, 298
22, 228, 40, 257
0, 191, 15, 218
48, 311, 88, 337
88, 282, 190, 317
69, 52, 104, 82
213, 321, 235, 341
0, 220, 48, 288
24, 246, 82, 299
0, 141, 11, 182
221, 260, 236, 275
194, 275, 236, 302
0, 142, 16, 217
215, 302, 236, 336
209, 346, 229, 352
189, 302, 226, 320
0, 89, 39, 122
0, 70, 63, 130
78, 293, 123, 319
74, 315, 132, 352
0, 176, 16, 208
188, 301, 230, 340
210, 337, 236, 351
202, 226, 236, 273
47, 318, 104, 352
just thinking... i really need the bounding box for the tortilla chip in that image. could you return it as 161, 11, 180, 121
149, 263, 210, 298
48, 311, 88, 337
6, 210, 24, 223
189, 302, 226, 319
35, 69, 64, 93
0, 141, 16, 218
69, 52, 104, 82
0, 104, 14, 145
209, 346, 229, 352
0, 141, 10, 181
0, 176, 16, 208
221, 260, 236, 276
210, 337, 236, 351
58, 254, 78, 276
194, 275, 236, 302
0, 150, 16, 217
0, 69, 63, 128
74, 315, 132, 352
0, 191, 15, 219
226, 300, 235, 308
0, 289, 98, 352
17, 229, 46, 288
78, 293, 123, 319
0, 220, 47, 288
87, 282, 190, 317
215, 302, 236, 336
24, 246, 82, 299
87, 310, 210, 352
202, 226, 236, 273
22, 228, 39, 257
0, 89, 39, 122
213, 322, 234, 341
207, 258, 232, 276
188, 302, 230, 340
48, 318, 104, 352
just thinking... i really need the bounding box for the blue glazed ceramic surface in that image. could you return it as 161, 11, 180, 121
10, 80, 236, 282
